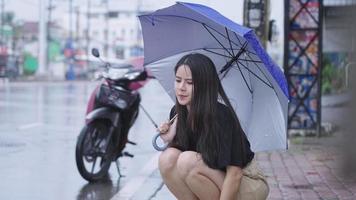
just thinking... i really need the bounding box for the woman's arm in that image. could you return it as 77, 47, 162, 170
219, 165, 243, 200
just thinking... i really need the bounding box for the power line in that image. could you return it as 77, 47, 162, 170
86, 0, 91, 58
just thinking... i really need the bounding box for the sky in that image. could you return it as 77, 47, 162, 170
4, 0, 245, 24
5, 0, 284, 66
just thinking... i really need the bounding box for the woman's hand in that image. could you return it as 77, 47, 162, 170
158, 121, 171, 134
220, 166, 243, 200
157, 114, 177, 134
158, 115, 177, 143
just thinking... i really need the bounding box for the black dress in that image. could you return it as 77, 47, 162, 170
169, 103, 254, 171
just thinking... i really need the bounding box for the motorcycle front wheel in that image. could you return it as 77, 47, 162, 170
76, 120, 114, 182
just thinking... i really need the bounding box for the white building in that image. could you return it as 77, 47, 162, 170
6, 0, 284, 63
83, 0, 282, 60
54, 0, 155, 59
55, 0, 247, 60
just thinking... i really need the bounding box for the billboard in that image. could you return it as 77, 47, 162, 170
285, 0, 322, 133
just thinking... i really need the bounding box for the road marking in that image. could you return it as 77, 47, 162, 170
111, 152, 160, 200
17, 123, 43, 131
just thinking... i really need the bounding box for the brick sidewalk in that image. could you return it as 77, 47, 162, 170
259, 138, 355, 200
131, 132, 356, 200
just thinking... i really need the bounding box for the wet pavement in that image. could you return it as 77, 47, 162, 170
0, 80, 173, 200
1, 79, 355, 200
145, 137, 356, 200
129, 96, 356, 200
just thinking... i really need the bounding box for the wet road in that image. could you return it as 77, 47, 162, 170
0, 80, 173, 200
0, 80, 347, 200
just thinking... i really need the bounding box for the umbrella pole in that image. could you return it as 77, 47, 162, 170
139, 104, 158, 128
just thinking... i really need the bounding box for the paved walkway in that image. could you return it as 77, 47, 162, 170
121, 133, 356, 200
259, 137, 355, 200
110, 92, 355, 200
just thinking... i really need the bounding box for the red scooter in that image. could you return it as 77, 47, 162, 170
75, 48, 148, 182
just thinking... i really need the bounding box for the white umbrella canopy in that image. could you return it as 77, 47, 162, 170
139, 2, 289, 152
147, 50, 288, 152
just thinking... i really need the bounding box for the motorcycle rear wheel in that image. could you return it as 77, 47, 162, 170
76, 120, 114, 182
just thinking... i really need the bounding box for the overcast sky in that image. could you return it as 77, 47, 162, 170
4, 0, 245, 24
4, 0, 284, 46
5, 0, 285, 67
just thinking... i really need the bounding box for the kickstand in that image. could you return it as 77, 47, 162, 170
115, 159, 125, 178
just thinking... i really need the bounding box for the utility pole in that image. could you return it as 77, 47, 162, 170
64, 0, 76, 80
104, 0, 109, 57
86, 0, 91, 59
75, 6, 80, 44
136, 0, 142, 46
47, 0, 53, 75
0, 0, 4, 46
243, 0, 270, 48
38, 0, 48, 76
69, 0, 73, 41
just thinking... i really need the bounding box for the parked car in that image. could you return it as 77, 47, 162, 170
0, 54, 19, 79
0, 54, 7, 77
6, 55, 20, 79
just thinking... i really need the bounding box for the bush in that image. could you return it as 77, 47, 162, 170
322, 55, 346, 95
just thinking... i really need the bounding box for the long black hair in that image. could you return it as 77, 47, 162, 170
172, 53, 246, 168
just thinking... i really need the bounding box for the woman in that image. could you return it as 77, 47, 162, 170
158, 53, 269, 200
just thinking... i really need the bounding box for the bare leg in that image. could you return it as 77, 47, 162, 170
185, 169, 221, 200
158, 148, 198, 200
176, 151, 226, 199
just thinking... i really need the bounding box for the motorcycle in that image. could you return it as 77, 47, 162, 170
75, 48, 148, 182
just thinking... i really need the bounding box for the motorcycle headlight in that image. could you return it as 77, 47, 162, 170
108, 68, 129, 80
116, 99, 127, 109
124, 71, 141, 80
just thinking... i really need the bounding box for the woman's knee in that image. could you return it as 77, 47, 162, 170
158, 148, 181, 175
185, 167, 202, 181
176, 151, 201, 178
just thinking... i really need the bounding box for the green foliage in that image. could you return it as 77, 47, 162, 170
322, 55, 346, 95
48, 40, 61, 61
322, 57, 334, 94
23, 53, 38, 75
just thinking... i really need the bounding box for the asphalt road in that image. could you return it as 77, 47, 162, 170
0, 80, 173, 200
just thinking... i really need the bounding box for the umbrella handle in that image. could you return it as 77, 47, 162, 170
152, 132, 168, 151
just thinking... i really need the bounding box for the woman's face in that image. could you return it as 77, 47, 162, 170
175, 65, 193, 107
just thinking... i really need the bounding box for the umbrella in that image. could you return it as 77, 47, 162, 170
139, 2, 289, 152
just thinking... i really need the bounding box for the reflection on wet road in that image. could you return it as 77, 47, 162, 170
0, 81, 172, 200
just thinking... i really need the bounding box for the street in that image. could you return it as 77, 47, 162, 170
0, 80, 173, 200
0, 0, 354, 199
0, 80, 354, 200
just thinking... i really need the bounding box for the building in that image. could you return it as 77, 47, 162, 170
54, 0, 163, 60
55, 0, 244, 60
323, 0, 356, 53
